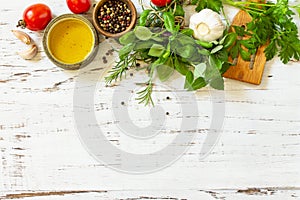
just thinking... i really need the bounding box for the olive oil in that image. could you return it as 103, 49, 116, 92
48, 18, 94, 64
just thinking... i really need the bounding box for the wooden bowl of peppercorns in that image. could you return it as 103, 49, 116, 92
92, 0, 137, 38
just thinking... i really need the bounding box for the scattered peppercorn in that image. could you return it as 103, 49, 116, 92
108, 49, 114, 55
102, 56, 108, 63
97, 0, 132, 34
166, 96, 170, 100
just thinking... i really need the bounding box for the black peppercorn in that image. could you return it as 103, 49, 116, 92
97, 0, 132, 34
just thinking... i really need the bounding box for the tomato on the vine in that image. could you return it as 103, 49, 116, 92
151, 0, 172, 7
18, 4, 52, 31
66, 0, 91, 14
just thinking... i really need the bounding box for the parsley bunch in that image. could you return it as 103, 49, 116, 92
222, 0, 300, 63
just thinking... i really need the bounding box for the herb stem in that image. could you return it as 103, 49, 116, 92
230, 1, 275, 8
221, 7, 230, 27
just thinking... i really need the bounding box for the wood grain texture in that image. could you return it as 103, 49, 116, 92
1, 0, 300, 200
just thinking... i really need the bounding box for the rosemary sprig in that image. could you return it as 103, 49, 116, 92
105, 52, 138, 84
136, 80, 154, 106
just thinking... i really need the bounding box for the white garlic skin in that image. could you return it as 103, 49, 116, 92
189, 8, 226, 42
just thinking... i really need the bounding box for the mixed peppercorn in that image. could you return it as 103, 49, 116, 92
97, 0, 132, 34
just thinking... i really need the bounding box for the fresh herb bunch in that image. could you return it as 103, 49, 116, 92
226, 0, 300, 64
105, 23, 235, 104
192, 0, 300, 63
105, 0, 300, 105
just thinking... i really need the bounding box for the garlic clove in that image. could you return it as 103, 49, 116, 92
183, 5, 197, 26
11, 30, 32, 45
18, 44, 38, 60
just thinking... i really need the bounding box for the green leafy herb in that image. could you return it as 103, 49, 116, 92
148, 44, 165, 57
163, 12, 176, 33
223, 0, 300, 64
192, 0, 223, 12
138, 9, 151, 26
134, 26, 153, 40
105, 0, 300, 106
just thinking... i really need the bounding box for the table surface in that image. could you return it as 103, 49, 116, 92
1, 0, 300, 199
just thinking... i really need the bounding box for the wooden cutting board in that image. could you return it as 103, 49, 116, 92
222, 0, 267, 85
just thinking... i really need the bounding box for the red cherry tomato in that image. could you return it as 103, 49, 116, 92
66, 0, 91, 14
151, 0, 172, 7
20, 4, 52, 31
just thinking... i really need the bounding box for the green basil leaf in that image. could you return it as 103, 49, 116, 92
152, 36, 164, 42
138, 9, 151, 26
134, 26, 152, 41
198, 49, 211, 56
174, 56, 189, 75
194, 63, 206, 78
157, 62, 174, 82
184, 71, 194, 90
119, 31, 136, 45
163, 12, 175, 33
148, 44, 165, 57
176, 44, 197, 58
134, 40, 154, 50
210, 77, 224, 90
205, 60, 224, 90
192, 77, 207, 90
177, 35, 196, 46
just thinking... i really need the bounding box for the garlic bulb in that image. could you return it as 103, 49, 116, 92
189, 9, 226, 42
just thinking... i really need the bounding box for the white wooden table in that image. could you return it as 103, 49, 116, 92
1, 0, 300, 199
